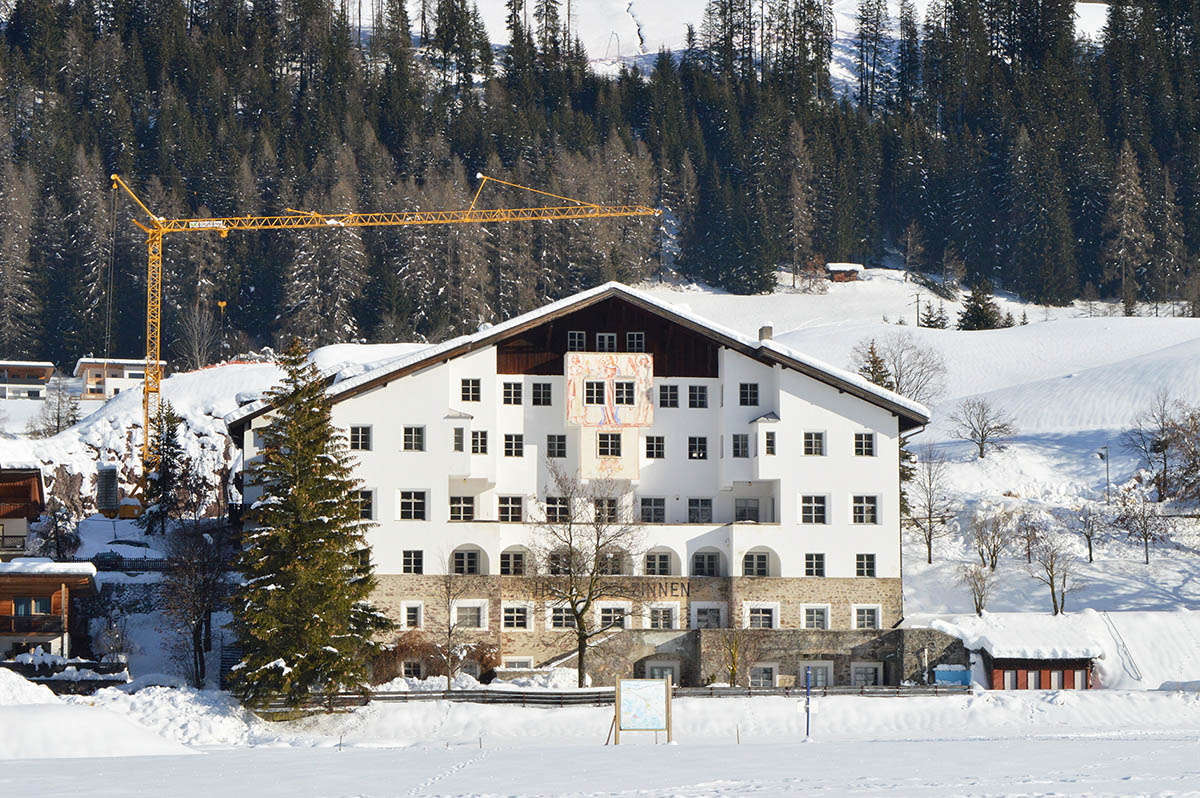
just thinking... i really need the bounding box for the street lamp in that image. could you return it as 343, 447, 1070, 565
1097, 446, 1110, 503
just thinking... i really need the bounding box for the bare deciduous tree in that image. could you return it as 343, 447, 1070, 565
529, 463, 644, 688
28, 375, 79, 438
1166, 400, 1200, 502
970, 506, 1013, 571
174, 301, 222, 371
1075, 503, 1104, 563
1014, 508, 1049, 564
163, 527, 225, 687
1121, 389, 1176, 501
851, 332, 947, 405
30, 496, 79, 560
908, 444, 955, 563
951, 398, 1017, 459
959, 564, 995, 616
434, 566, 475, 690
1029, 534, 1085, 615
1113, 482, 1172, 564
716, 627, 763, 687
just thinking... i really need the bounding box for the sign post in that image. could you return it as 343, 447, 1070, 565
805, 666, 811, 739
614, 677, 672, 745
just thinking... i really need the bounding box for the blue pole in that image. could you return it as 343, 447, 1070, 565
805, 666, 811, 739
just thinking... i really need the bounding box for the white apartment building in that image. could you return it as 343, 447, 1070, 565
227, 283, 930, 687
73, 358, 166, 399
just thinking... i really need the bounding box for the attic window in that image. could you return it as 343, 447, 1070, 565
567, 331, 586, 351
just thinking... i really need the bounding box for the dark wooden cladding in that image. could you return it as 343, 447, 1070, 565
495, 297, 720, 377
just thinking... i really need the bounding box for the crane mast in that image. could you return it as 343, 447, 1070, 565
109, 174, 659, 469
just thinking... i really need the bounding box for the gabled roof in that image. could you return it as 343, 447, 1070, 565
225, 282, 930, 436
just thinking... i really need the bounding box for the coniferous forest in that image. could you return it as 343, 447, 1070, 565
1, 0, 1199, 368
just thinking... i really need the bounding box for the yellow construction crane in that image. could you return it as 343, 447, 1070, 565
109, 173, 659, 465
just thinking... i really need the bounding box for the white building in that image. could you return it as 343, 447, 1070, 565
0, 361, 55, 400
73, 358, 165, 399
227, 283, 931, 686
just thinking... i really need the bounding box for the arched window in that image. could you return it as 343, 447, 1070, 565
451, 545, 488, 575
691, 548, 726, 577
741, 547, 780, 577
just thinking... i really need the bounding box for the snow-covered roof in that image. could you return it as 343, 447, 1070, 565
0, 559, 98, 579
225, 282, 930, 432
0, 361, 55, 369
929, 613, 1105, 660
73, 358, 164, 376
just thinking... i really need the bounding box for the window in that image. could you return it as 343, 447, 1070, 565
455, 605, 483, 628
503, 606, 530, 629
403, 426, 425, 452
854, 432, 876, 456
695, 607, 722, 628
765, 431, 776, 455
596, 332, 617, 352
599, 552, 625, 575
453, 427, 465, 452
500, 551, 525, 576
505, 658, 533, 669
855, 607, 880, 629
688, 436, 708, 460
349, 425, 372, 450
804, 607, 829, 629
647, 663, 677, 681
803, 431, 825, 456
734, 498, 760, 522
649, 607, 674, 629
548, 551, 569, 575
545, 496, 570, 523
640, 497, 665, 524
450, 496, 475, 521
14, 597, 51, 615
404, 605, 422, 629
403, 661, 421, 678
614, 381, 635, 405
688, 498, 713, 523
461, 661, 481, 678
502, 382, 522, 405
399, 491, 426, 520
852, 663, 882, 687
499, 496, 523, 522
600, 606, 626, 629
645, 552, 672, 575
645, 435, 664, 459
805, 553, 825, 577
598, 432, 622, 457
585, 380, 605, 405
356, 489, 374, 520
551, 608, 576, 628
743, 552, 769, 577
453, 549, 480, 575
567, 330, 586, 351
856, 553, 877, 577
688, 385, 708, 408
532, 383, 552, 406
594, 498, 618, 523
461, 378, 481, 401
748, 607, 774, 628
659, 385, 679, 408
402, 550, 423, 574
800, 662, 832, 688
749, 665, 775, 688
732, 434, 750, 458
546, 434, 567, 459
801, 495, 827, 524
852, 495, 879, 524
471, 430, 488, 454
504, 433, 524, 457
626, 331, 645, 352
692, 552, 720, 577
739, 383, 759, 406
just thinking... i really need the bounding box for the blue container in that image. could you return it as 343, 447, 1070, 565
933, 668, 971, 686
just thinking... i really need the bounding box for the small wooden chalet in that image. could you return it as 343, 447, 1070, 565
984, 653, 1094, 690
932, 613, 1100, 691
0, 560, 97, 659
0, 468, 45, 561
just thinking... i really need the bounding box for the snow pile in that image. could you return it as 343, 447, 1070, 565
918, 610, 1200, 689
373, 672, 486, 692
0, 558, 96, 577
0, 669, 190, 759
490, 668, 594, 691
0, 667, 59, 705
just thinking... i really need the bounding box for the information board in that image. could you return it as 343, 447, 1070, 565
614, 677, 672, 743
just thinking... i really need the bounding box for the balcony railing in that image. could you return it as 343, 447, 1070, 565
0, 615, 65, 635
0, 535, 26, 551
0, 502, 39, 519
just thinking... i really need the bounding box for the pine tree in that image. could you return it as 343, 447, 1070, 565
1102, 141, 1153, 312
786, 123, 816, 288
138, 402, 186, 537
920, 301, 948, 328
230, 343, 389, 709
1150, 170, 1187, 315
957, 280, 1003, 330
855, 340, 894, 389
0, 162, 40, 356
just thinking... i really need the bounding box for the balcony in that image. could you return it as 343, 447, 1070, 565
0, 615, 64, 635
0, 535, 26, 551
0, 502, 40, 520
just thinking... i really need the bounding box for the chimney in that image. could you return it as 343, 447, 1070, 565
758, 323, 773, 341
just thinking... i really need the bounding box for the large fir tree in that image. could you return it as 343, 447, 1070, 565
230, 343, 389, 709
